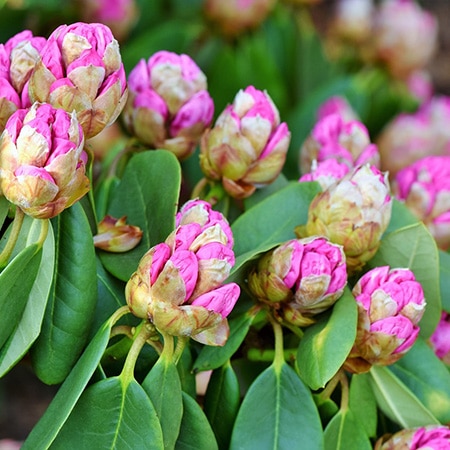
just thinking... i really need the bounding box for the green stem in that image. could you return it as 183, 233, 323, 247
317, 370, 342, 403
338, 370, 350, 412
173, 336, 188, 365
269, 315, 285, 371
159, 331, 175, 362
247, 348, 297, 363
0, 207, 25, 268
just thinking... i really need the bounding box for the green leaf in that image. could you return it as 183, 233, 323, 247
296, 289, 357, 390
348, 374, 377, 438
324, 409, 372, 450
368, 223, 441, 338
100, 150, 181, 281
389, 337, 450, 424
50, 377, 163, 449
243, 174, 290, 210
204, 361, 241, 450
175, 391, 218, 450
31, 202, 98, 385
176, 345, 197, 399
368, 365, 440, 428
23, 314, 119, 449
0, 221, 55, 377
142, 357, 183, 449
231, 181, 321, 272
439, 250, 450, 312
193, 310, 257, 372
385, 199, 419, 234
0, 196, 9, 229
230, 362, 323, 450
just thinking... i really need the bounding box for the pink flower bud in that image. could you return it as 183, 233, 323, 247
316, 96, 359, 123
373, 0, 438, 80
248, 236, 347, 326
0, 102, 89, 219
123, 51, 214, 160
299, 114, 380, 176
28, 22, 128, 139
375, 425, 450, 450
93, 215, 143, 252
299, 159, 350, 190
429, 312, 450, 365
344, 266, 425, 373
298, 164, 392, 274
200, 86, 291, 198
406, 70, 433, 104
392, 155, 450, 250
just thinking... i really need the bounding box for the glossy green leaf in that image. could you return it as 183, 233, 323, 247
439, 250, 450, 312
230, 362, 323, 450
204, 361, 241, 450
369, 223, 441, 338
23, 314, 119, 449
324, 409, 372, 450
142, 357, 183, 449
175, 391, 218, 450
297, 289, 357, 390
31, 202, 98, 385
0, 222, 55, 377
100, 150, 181, 281
50, 377, 163, 449
348, 374, 377, 438
389, 337, 450, 424
176, 345, 197, 399
385, 199, 419, 234
193, 309, 257, 372
231, 181, 321, 272
368, 365, 440, 428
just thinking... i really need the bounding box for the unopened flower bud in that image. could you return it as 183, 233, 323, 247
429, 312, 450, 365
248, 236, 347, 326
392, 155, 450, 250
297, 164, 392, 274
299, 114, 380, 176
344, 266, 426, 373
299, 159, 350, 190
316, 96, 359, 123
123, 51, 214, 160
28, 22, 128, 139
93, 215, 142, 252
200, 85, 291, 198
0, 102, 89, 219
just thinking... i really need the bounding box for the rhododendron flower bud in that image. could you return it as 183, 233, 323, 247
0, 102, 89, 219
406, 70, 433, 104
429, 312, 450, 365
392, 155, 450, 250
125, 222, 240, 346
373, 0, 438, 80
375, 425, 450, 450
248, 236, 347, 326
299, 114, 380, 176
316, 96, 359, 123
93, 215, 142, 252
0, 30, 46, 131
299, 159, 350, 190
28, 22, 128, 139
123, 51, 214, 160
297, 164, 392, 274
200, 85, 291, 198
344, 266, 425, 373
204, 0, 276, 37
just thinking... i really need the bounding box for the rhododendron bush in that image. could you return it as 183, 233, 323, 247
0, 0, 450, 449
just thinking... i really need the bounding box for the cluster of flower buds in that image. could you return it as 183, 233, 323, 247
123, 50, 214, 161
375, 425, 450, 450
344, 266, 426, 373
392, 155, 450, 250
248, 236, 347, 326
200, 85, 291, 199
377, 96, 450, 179
429, 312, 450, 365
93, 215, 143, 252
297, 164, 392, 274
0, 30, 46, 131
204, 0, 276, 37
125, 199, 240, 346
0, 102, 89, 219
28, 22, 128, 139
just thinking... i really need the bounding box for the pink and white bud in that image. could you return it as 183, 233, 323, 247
373, 0, 438, 80
429, 312, 450, 365
28, 22, 128, 139
200, 85, 291, 198
297, 164, 392, 274
299, 159, 350, 190
93, 215, 143, 252
0, 102, 89, 219
316, 96, 359, 123
248, 236, 347, 326
299, 113, 380, 176
406, 70, 433, 104
344, 265, 425, 373
392, 155, 450, 250
123, 51, 214, 160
